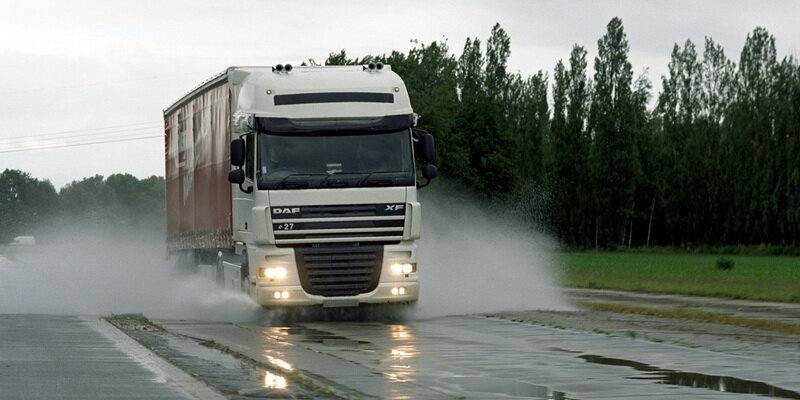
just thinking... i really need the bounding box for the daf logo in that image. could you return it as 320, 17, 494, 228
385, 204, 404, 211
273, 207, 300, 214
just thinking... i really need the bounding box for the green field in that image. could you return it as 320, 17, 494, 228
561, 252, 800, 302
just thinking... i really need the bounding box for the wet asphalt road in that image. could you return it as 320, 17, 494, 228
2, 312, 799, 400
160, 314, 800, 399
0, 314, 221, 400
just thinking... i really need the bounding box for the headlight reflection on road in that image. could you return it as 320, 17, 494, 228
265, 354, 294, 371
262, 329, 293, 346
385, 371, 413, 383
387, 344, 418, 383
390, 348, 412, 359
387, 325, 418, 382
390, 325, 412, 340
262, 371, 288, 389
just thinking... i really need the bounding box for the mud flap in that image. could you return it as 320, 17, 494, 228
222, 261, 242, 290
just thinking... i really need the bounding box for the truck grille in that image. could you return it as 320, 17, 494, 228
294, 244, 383, 297
271, 203, 406, 244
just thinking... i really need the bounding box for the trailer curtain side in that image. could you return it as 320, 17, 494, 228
164, 83, 232, 250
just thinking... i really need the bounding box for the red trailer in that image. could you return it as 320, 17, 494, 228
164, 80, 232, 251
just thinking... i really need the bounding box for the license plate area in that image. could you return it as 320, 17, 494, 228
322, 299, 359, 308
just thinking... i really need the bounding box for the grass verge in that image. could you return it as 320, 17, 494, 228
105, 314, 165, 331
562, 251, 800, 302
584, 302, 800, 335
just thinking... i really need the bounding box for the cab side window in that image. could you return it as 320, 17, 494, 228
245, 133, 254, 180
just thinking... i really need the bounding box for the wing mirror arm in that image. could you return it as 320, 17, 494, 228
413, 131, 437, 189
417, 164, 437, 189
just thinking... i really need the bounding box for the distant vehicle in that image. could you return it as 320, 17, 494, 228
163, 64, 437, 308
9, 236, 36, 246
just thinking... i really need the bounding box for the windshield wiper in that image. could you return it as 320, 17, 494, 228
319, 171, 401, 187
320, 172, 367, 188
272, 171, 406, 189
359, 171, 405, 187
276, 173, 327, 189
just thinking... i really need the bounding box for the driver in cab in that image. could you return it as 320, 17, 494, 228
266, 143, 299, 173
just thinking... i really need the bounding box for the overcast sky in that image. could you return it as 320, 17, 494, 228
1, 0, 799, 189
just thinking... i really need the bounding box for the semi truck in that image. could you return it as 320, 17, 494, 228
164, 63, 436, 307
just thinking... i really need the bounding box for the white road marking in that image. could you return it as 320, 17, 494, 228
86, 316, 226, 400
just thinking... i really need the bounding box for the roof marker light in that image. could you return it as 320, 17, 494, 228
376, 62, 384, 70
285, 64, 293, 72
273, 64, 284, 72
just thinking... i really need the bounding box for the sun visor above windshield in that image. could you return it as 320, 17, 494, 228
255, 114, 414, 134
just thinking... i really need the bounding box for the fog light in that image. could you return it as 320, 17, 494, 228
391, 287, 399, 295
261, 267, 287, 280
399, 287, 406, 295
273, 291, 290, 300
391, 287, 406, 296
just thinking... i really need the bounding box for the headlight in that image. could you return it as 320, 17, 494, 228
260, 267, 287, 279
390, 263, 415, 275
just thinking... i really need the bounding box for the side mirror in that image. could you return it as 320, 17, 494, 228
422, 164, 438, 180
420, 134, 435, 163
228, 169, 245, 185
231, 138, 245, 167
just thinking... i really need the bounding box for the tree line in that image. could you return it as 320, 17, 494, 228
0, 169, 164, 243
323, 18, 800, 250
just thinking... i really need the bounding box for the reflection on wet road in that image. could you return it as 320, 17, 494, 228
162, 315, 800, 399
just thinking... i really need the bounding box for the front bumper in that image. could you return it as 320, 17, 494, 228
255, 281, 419, 307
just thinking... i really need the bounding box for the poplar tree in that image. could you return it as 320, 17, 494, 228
549, 45, 591, 245
589, 17, 640, 246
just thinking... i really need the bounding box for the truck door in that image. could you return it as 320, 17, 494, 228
232, 133, 255, 239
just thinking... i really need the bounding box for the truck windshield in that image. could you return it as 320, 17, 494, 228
257, 129, 415, 190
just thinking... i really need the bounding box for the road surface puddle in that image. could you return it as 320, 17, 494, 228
160, 334, 298, 397
580, 354, 800, 399
277, 326, 379, 350
441, 376, 575, 399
